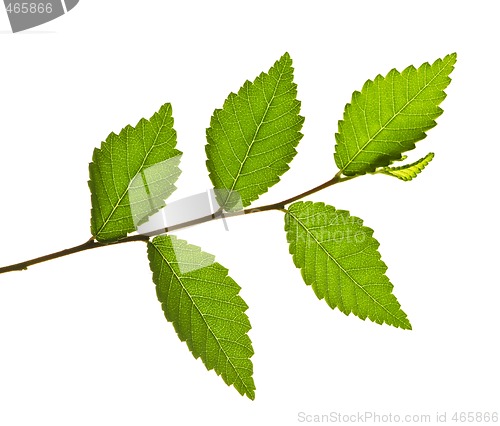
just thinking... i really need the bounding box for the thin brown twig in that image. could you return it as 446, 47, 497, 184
0, 173, 346, 275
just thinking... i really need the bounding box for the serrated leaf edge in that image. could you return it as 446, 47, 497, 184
89, 103, 181, 241
206, 52, 304, 209
335, 53, 456, 176
286, 201, 412, 330
148, 236, 256, 399
378, 152, 435, 181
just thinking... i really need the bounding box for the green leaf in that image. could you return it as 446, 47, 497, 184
334, 53, 456, 176
89, 103, 181, 242
379, 152, 434, 181
206, 52, 304, 210
147, 235, 255, 399
284, 201, 411, 329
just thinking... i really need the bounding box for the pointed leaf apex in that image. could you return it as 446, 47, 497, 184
206, 54, 304, 209
89, 103, 181, 241
379, 152, 435, 181
285, 202, 411, 329
335, 54, 455, 176
148, 235, 256, 399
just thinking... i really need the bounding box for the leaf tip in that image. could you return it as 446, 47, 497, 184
446, 52, 458, 63
246, 389, 256, 401
395, 314, 412, 330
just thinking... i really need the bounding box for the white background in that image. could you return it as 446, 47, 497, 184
0, 1, 499, 425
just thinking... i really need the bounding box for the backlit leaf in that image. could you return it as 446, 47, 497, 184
206, 53, 304, 210
147, 235, 255, 399
335, 54, 455, 176
379, 152, 434, 181
285, 201, 411, 329
89, 104, 181, 241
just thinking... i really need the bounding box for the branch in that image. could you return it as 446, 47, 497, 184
0, 235, 150, 274
145, 172, 343, 235
0, 172, 349, 275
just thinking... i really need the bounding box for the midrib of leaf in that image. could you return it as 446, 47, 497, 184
287, 209, 401, 323
95, 112, 172, 238
150, 243, 254, 396
340, 56, 453, 174
221, 66, 284, 208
